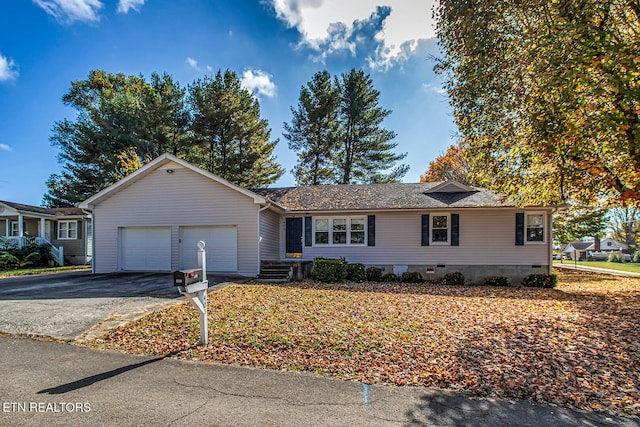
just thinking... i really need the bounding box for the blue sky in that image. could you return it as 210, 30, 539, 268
0, 0, 456, 206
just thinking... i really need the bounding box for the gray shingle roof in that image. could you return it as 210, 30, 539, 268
252, 182, 511, 211
0, 201, 85, 216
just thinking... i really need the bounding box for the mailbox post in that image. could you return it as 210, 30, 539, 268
173, 241, 208, 346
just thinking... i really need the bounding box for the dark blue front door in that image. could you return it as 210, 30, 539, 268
285, 217, 303, 257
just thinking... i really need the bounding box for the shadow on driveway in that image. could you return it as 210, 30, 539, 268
0, 271, 244, 300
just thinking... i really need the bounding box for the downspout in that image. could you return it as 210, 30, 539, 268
82, 209, 94, 274
550, 206, 558, 275
257, 203, 272, 275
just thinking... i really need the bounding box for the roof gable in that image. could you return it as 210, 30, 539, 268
79, 153, 266, 208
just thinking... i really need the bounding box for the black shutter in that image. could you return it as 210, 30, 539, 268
515, 212, 525, 246
421, 214, 430, 246
367, 215, 375, 246
304, 217, 312, 247
451, 214, 459, 246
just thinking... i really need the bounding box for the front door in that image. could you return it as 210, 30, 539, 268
285, 217, 303, 258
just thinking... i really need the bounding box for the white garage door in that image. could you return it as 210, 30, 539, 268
119, 227, 171, 271
180, 226, 238, 272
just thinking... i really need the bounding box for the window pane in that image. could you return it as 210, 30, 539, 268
315, 232, 328, 244
333, 219, 347, 231
432, 229, 448, 242
527, 214, 543, 227
433, 216, 448, 228
351, 219, 365, 231
526, 214, 544, 242
333, 232, 347, 244
315, 219, 328, 232
527, 228, 543, 241
351, 231, 365, 244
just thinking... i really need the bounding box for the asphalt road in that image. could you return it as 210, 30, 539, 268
0, 271, 181, 339
1, 337, 636, 427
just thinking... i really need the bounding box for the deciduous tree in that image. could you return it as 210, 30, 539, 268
435, 0, 640, 205
420, 142, 474, 185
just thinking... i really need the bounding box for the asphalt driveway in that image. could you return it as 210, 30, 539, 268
0, 271, 182, 339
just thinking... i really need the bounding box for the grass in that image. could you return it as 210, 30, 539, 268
554, 260, 640, 273
92, 270, 640, 418
0, 265, 90, 278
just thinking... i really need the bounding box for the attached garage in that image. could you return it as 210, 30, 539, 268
180, 225, 238, 272
80, 154, 265, 276
119, 226, 171, 271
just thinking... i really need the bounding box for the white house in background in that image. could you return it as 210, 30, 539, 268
0, 201, 92, 265
79, 153, 555, 284
563, 238, 630, 260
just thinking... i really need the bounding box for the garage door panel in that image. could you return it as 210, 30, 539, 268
180, 226, 237, 272
120, 227, 171, 271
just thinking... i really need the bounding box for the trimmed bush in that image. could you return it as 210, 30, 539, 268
484, 276, 510, 287
347, 263, 366, 282
380, 272, 400, 282
521, 273, 558, 288
311, 258, 348, 283
366, 266, 383, 282
401, 271, 424, 283
442, 272, 465, 286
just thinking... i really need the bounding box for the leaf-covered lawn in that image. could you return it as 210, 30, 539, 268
91, 270, 640, 418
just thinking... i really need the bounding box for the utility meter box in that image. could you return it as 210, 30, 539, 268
173, 269, 203, 287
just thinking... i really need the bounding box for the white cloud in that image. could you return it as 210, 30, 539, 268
240, 69, 276, 98
422, 82, 446, 95
186, 57, 199, 69
0, 54, 18, 82
33, 0, 104, 24
0, 144, 13, 152
117, 0, 145, 14
186, 57, 212, 73
269, 0, 437, 68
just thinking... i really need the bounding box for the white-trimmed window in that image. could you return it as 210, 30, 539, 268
431, 214, 449, 244
525, 213, 544, 243
10, 221, 19, 236
314, 217, 366, 246
58, 221, 78, 239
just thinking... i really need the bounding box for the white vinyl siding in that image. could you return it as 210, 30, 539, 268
92, 162, 260, 275
259, 208, 280, 260
287, 209, 550, 266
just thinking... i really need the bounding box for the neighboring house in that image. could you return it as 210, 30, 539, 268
563, 241, 593, 261
563, 238, 630, 260
0, 201, 93, 265
79, 154, 554, 284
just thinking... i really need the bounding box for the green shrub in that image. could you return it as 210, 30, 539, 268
380, 272, 400, 282
365, 266, 383, 282
633, 251, 640, 264
0, 241, 54, 268
401, 271, 424, 283
442, 272, 465, 286
484, 276, 510, 286
347, 263, 366, 282
311, 258, 348, 283
521, 273, 558, 288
